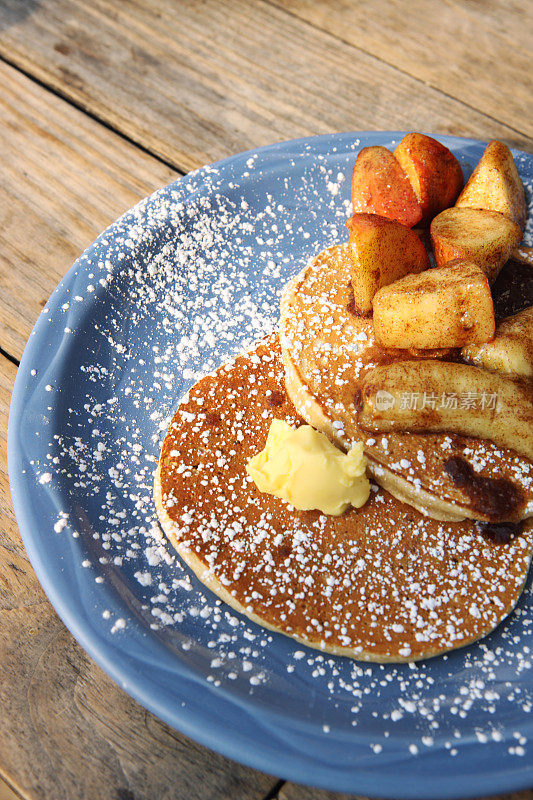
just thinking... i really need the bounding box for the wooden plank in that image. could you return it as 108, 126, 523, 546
272, 0, 533, 139
279, 784, 533, 800
0, 0, 530, 178
0, 60, 177, 362
0, 355, 277, 799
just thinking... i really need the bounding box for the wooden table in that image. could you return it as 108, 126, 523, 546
0, 2, 531, 798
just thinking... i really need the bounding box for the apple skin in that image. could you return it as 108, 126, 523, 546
394, 133, 464, 224
351, 145, 423, 228
347, 212, 430, 315
456, 140, 527, 230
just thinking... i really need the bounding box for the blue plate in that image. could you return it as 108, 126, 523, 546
8, 133, 533, 798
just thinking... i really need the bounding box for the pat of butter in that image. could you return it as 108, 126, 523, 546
246, 419, 370, 515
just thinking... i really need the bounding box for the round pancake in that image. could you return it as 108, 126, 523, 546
154, 334, 533, 662
280, 245, 533, 522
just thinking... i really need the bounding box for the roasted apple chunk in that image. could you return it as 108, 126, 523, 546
350, 145, 423, 228
373, 260, 494, 349
462, 307, 533, 378
430, 207, 523, 283
394, 133, 463, 224
456, 140, 527, 230
347, 212, 430, 315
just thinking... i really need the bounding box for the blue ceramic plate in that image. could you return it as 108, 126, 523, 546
8, 133, 533, 798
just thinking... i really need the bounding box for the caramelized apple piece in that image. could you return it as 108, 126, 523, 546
350, 146, 422, 228
394, 133, 463, 224
373, 260, 494, 349
462, 307, 533, 378
430, 207, 522, 283
357, 360, 533, 462
347, 212, 430, 315
456, 140, 527, 230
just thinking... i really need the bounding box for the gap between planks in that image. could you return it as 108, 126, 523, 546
0, 773, 24, 800
0, 0, 530, 179
0, 51, 185, 176
0, 348, 19, 369
0, 58, 179, 362
261, 779, 286, 800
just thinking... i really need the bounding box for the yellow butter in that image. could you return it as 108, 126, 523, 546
246, 419, 370, 515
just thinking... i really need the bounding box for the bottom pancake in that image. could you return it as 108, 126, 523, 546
154, 333, 533, 662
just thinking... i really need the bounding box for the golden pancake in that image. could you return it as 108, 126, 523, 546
154, 334, 533, 662
280, 245, 533, 522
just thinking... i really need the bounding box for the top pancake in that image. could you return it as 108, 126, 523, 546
280, 244, 533, 522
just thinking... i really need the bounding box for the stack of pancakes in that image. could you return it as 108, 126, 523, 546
155, 138, 532, 662
155, 327, 533, 661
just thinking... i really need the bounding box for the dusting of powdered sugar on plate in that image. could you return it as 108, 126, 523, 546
10, 134, 533, 788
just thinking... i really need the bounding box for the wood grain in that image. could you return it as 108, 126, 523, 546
0, 353, 277, 800
0, 60, 177, 361
1, 2, 532, 797
272, 0, 533, 138
0, 0, 530, 177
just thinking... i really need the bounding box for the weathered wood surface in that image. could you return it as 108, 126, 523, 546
0, 354, 277, 800
0, 60, 177, 361
1, 0, 532, 797
0, 0, 530, 177
273, 0, 533, 138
